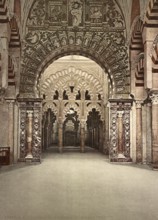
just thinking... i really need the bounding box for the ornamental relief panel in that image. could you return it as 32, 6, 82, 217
109, 102, 132, 161
19, 101, 42, 162
27, 0, 125, 28
21, 0, 129, 96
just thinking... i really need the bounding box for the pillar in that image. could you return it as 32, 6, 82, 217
80, 121, 85, 153
117, 111, 125, 159
146, 103, 152, 164
7, 100, 14, 163
136, 101, 143, 163
25, 110, 33, 159
58, 119, 63, 153
14, 102, 19, 163
99, 121, 103, 152
150, 93, 158, 169
104, 104, 110, 154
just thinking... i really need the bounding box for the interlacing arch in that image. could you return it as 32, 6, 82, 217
39, 66, 103, 100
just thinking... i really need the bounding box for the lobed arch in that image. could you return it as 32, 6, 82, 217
40, 66, 104, 100
86, 105, 104, 122
42, 101, 58, 116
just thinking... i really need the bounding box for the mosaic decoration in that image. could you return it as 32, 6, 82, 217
20, 0, 129, 97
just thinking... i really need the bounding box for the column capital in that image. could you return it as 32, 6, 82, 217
135, 100, 143, 109
150, 93, 158, 105
117, 111, 124, 118
27, 110, 33, 117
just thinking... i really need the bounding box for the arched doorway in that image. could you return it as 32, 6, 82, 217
18, 0, 132, 163
39, 55, 108, 154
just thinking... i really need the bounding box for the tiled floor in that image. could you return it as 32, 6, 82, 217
0, 148, 158, 220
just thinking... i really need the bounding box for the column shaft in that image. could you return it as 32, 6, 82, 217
117, 112, 124, 154
136, 102, 143, 163
80, 122, 85, 153
8, 101, 14, 163
152, 104, 158, 164
25, 111, 33, 159
58, 122, 63, 153
150, 93, 158, 168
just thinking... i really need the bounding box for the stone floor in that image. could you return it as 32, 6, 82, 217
0, 148, 158, 220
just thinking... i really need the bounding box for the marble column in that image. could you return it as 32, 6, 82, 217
80, 121, 85, 153
99, 122, 103, 152
104, 104, 110, 154
136, 101, 143, 163
117, 111, 125, 159
150, 93, 158, 168
14, 102, 19, 163
8, 101, 14, 163
58, 119, 63, 153
146, 103, 152, 164
25, 110, 33, 159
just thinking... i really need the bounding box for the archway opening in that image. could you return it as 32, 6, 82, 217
40, 55, 110, 154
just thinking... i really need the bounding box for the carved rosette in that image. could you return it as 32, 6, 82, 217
110, 101, 132, 162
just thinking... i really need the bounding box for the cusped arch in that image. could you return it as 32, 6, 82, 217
86, 104, 103, 121
40, 66, 104, 100
42, 102, 58, 116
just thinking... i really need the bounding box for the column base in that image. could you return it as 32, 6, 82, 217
25, 153, 33, 159
110, 154, 132, 162
25, 154, 33, 163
